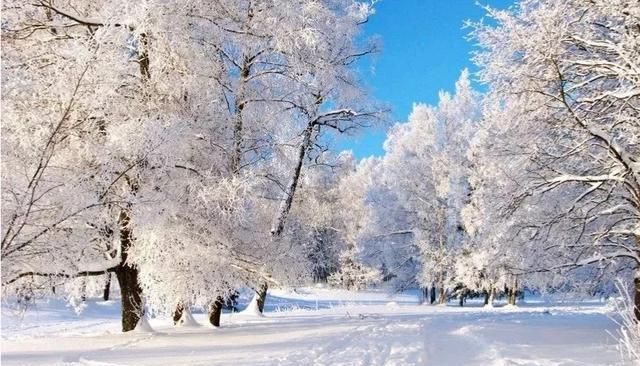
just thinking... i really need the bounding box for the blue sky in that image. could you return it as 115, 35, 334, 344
336, 0, 514, 158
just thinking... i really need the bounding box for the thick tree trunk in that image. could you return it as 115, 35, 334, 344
172, 302, 184, 325
115, 264, 142, 332
113, 38, 148, 332
115, 209, 143, 332
483, 290, 490, 306
507, 288, 516, 306
103, 273, 111, 301
208, 297, 223, 327
256, 282, 268, 313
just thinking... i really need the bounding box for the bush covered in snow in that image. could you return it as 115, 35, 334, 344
327, 249, 381, 290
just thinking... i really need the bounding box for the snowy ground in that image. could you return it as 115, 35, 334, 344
1, 288, 630, 366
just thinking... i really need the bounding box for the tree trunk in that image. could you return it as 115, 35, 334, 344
103, 273, 111, 301
81, 279, 87, 302
208, 297, 223, 327
507, 288, 516, 306
270, 123, 315, 236
138, 33, 150, 79
109, 32, 148, 333
115, 264, 142, 332
459, 293, 464, 307
483, 290, 490, 306
115, 209, 143, 332
509, 278, 518, 306
430, 285, 436, 304
634, 267, 640, 321
256, 282, 268, 313
172, 302, 184, 325
230, 57, 250, 174
437, 287, 446, 305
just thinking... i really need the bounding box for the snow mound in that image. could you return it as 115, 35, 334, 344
240, 294, 265, 317
132, 315, 155, 333
450, 325, 480, 336
385, 301, 399, 308
175, 309, 199, 327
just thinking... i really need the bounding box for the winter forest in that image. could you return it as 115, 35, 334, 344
1, 0, 639, 365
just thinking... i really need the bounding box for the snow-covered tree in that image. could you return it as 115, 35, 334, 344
1, 0, 206, 330
2, 0, 382, 329
469, 0, 640, 312
356, 71, 480, 300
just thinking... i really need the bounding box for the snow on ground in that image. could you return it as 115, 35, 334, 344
1, 287, 630, 366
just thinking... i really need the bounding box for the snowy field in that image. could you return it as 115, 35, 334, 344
1, 288, 630, 366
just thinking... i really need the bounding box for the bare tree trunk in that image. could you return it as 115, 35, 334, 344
634, 266, 640, 321
138, 33, 150, 79
510, 278, 519, 306
430, 285, 436, 304
483, 290, 490, 306
271, 123, 315, 236
256, 282, 268, 313
111, 32, 148, 333
115, 209, 143, 332
103, 273, 111, 301
81, 279, 87, 302
172, 302, 184, 325
115, 264, 142, 332
507, 288, 516, 306
230, 57, 250, 174
437, 287, 446, 305
208, 297, 223, 327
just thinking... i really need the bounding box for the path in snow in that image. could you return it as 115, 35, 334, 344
1, 289, 628, 366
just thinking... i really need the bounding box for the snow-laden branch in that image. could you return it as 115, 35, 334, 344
539, 173, 627, 191
33, 1, 134, 30
3, 266, 118, 287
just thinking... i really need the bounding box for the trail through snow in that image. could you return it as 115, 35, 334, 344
1, 289, 629, 366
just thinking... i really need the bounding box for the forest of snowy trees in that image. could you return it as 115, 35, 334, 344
1, 0, 638, 356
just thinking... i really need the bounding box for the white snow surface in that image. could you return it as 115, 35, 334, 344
1, 288, 630, 366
